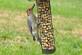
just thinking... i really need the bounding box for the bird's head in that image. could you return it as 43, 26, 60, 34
26, 4, 35, 16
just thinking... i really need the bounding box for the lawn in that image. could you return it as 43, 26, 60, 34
0, 0, 82, 55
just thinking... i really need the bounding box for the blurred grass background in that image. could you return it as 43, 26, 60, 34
0, 0, 82, 55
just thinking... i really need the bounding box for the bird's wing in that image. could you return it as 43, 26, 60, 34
28, 19, 32, 34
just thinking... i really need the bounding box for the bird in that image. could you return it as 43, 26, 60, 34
26, 4, 39, 41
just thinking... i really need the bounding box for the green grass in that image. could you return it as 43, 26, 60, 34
0, 0, 34, 11
0, 0, 82, 55
51, 0, 82, 18
0, 0, 82, 18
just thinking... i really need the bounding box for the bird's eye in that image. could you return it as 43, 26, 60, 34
28, 9, 30, 11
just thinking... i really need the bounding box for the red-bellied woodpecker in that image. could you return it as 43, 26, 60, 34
26, 4, 39, 41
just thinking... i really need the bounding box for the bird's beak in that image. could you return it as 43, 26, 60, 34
32, 4, 35, 10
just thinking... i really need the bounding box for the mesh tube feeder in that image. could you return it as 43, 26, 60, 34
36, 0, 56, 54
